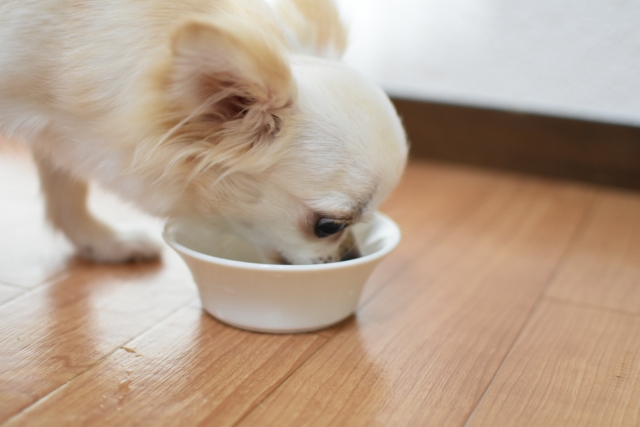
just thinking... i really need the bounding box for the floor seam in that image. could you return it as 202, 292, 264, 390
0, 281, 28, 290
0, 296, 199, 426
228, 179, 519, 427
0, 270, 73, 311
460, 188, 598, 427
543, 296, 640, 319
229, 327, 341, 427
358, 180, 511, 312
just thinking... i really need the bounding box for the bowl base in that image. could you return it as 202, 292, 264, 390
204, 310, 353, 334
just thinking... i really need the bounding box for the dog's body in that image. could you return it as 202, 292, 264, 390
0, 0, 408, 264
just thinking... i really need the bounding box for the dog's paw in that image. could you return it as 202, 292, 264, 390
76, 229, 162, 263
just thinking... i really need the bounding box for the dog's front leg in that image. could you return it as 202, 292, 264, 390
35, 156, 161, 263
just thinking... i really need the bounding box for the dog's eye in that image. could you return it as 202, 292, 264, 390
315, 218, 347, 238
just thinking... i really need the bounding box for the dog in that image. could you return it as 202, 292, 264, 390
0, 0, 408, 265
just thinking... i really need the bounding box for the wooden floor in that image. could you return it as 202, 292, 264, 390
1, 144, 639, 427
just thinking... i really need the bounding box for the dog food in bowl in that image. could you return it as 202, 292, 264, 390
163, 212, 400, 333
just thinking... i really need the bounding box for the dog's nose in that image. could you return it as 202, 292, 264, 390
339, 230, 361, 262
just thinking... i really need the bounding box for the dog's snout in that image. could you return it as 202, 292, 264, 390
272, 230, 361, 265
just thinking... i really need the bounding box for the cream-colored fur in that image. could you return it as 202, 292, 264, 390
0, 0, 408, 264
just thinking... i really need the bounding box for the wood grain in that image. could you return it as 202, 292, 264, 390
466, 300, 640, 427
3, 307, 328, 427
364, 161, 504, 303
545, 190, 640, 314
236, 179, 595, 427
0, 253, 196, 423
5, 145, 640, 426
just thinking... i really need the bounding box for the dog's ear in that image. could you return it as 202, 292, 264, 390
275, 0, 347, 59
167, 18, 295, 145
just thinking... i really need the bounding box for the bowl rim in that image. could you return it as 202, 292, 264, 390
163, 212, 401, 272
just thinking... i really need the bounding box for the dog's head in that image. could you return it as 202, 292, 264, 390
148, 17, 407, 264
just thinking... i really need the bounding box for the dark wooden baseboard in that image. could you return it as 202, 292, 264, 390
392, 97, 640, 190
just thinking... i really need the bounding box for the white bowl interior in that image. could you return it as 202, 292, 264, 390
167, 213, 398, 266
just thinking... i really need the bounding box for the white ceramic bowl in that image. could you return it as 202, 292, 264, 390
163, 212, 400, 333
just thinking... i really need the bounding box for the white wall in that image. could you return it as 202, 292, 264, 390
336, 0, 640, 126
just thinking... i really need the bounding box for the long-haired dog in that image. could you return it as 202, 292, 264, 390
0, 0, 408, 264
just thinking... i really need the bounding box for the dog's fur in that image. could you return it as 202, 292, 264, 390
0, 0, 408, 264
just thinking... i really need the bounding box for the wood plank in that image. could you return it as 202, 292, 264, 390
466, 300, 640, 427
545, 190, 640, 314
0, 283, 24, 306
366, 161, 505, 303
236, 178, 595, 427
0, 253, 196, 424
4, 307, 328, 427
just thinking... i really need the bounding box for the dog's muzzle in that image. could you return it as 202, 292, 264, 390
275, 230, 361, 264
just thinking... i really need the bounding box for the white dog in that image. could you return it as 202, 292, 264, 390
0, 0, 408, 264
